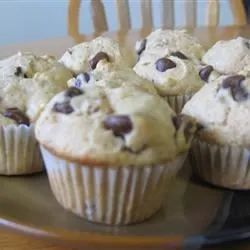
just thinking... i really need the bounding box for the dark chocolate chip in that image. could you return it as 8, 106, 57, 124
14, 66, 28, 78
103, 115, 132, 137
171, 51, 188, 59
155, 58, 176, 72
199, 65, 214, 82
3, 107, 30, 126
14, 67, 22, 76
245, 42, 250, 49
222, 75, 246, 88
89, 52, 110, 70
52, 101, 74, 114
68, 49, 73, 55
75, 73, 90, 88
222, 75, 248, 102
65, 87, 83, 98
136, 39, 147, 56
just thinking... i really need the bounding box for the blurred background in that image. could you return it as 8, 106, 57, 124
0, 0, 249, 46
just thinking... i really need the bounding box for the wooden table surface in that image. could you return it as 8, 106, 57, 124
0, 26, 250, 250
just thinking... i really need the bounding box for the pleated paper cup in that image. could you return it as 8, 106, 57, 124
164, 94, 193, 113
0, 124, 43, 175
41, 146, 186, 225
190, 138, 250, 190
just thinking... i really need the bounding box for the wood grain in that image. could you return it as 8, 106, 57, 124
206, 0, 219, 26
185, 0, 196, 27
0, 230, 75, 250
115, 0, 130, 31
161, 0, 174, 28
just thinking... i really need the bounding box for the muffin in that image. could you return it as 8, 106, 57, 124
59, 36, 132, 75
135, 29, 205, 61
0, 52, 72, 175
183, 74, 250, 189
134, 29, 205, 113
202, 37, 250, 75
134, 49, 203, 113
35, 84, 195, 225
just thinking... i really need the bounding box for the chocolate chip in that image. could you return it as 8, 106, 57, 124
245, 42, 250, 49
14, 66, 28, 78
89, 52, 110, 70
14, 67, 22, 76
68, 49, 73, 55
199, 65, 213, 82
3, 108, 30, 126
222, 75, 248, 102
65, 87, 83, 98
52, 101, 74, 114
171, 51, 188, 59
136, 39, 147, 56
75, 73, 90, 88
222, 75, 245, 88
155, 58, 176, 72
103, 115, 132, 137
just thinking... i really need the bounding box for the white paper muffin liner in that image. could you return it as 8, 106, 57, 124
164, 94, 193, 113
0, 124, 43, 175
41, 146, 186, 225
190, 138, 250, 190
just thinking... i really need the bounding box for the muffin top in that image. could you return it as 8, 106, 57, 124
0, 52, 57, 80
0, 52, 73, 124
182, 74, 250, 147
68, 66, 157, 95
59, 37, 131, 74
133, 51, 203, 96
135, 29, 205, 60
35, 85, 195, 166
202, 37, 250, 75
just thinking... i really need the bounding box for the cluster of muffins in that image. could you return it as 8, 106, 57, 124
1, 29, 249, 225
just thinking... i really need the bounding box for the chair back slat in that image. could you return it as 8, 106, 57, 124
115, 0, 131, 30
91, 0, 108, 33
68, 0, 81, 39
141, 0, 153, 29
161, 0, 174, 28
229, 0, 247, 25
206, 0, 219, 26
185, 0, 197, 27
68, 0, 248, 43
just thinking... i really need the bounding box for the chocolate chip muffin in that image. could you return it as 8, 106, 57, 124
202, 37, 250, 75
35, 85, 195, 225
135, 29, 205, 60
183, 74, 250, 189
134, 49, 203, 113
0, 52, 73, 175
133, 29, 205, 113
59, 36, 132, 75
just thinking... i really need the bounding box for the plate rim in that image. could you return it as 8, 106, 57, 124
0, 215, 184, 249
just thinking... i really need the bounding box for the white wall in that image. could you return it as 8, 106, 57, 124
0, 0, 234, 45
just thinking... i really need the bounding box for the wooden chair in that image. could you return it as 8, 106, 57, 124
68, 0, 247, 43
